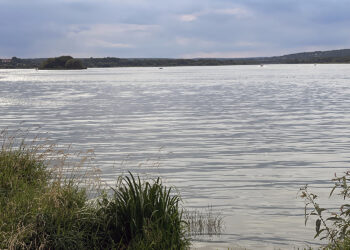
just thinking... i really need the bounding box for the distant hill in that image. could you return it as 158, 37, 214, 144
2, 49, 350, 69
261, 49, 350, 64
278, 49, 350, 60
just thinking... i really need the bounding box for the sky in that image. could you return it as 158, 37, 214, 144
1, 0, 350, 58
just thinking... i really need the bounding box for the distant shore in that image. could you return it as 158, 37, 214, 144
1, 48, 350, 69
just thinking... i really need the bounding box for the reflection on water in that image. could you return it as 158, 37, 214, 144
1, 65, 350, 249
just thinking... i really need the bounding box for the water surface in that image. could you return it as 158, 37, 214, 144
1, 65, 350, 249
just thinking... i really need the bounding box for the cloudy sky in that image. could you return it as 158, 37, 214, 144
1, 0, 350, 58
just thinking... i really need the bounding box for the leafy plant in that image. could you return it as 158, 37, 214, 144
301, 171, 350, 249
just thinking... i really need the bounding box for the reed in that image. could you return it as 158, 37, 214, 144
184, 206, 223, 237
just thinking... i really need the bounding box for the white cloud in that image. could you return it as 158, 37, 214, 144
86, 40, 133, 48
63, 23, 160, 52
68, 23, 160, 37
178, 6, 252, 22
179, 14, 198, 22
214, 8, 252, 18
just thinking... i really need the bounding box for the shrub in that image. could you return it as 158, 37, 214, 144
301, 171, 350, 249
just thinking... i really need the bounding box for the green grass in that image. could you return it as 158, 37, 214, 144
97, 174, 189, 249
0, 133, 190, 249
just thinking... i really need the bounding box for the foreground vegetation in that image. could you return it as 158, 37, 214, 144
301, 171, 350, 249
10, 128, 350, 249
0, 133, 190, 249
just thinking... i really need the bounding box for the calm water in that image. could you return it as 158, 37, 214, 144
1, 65, 350, 249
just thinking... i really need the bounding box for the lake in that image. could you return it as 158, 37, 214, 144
1, 65, 350, 249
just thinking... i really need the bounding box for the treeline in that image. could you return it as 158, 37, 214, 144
0, 57, 45, 69
2, 49, 350, 69
80, 57, 249, 67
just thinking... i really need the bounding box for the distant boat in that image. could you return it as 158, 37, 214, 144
159, 67, 163, 69
260, 64, 264, 67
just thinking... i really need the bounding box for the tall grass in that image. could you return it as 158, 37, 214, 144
0, 131, 190, 249
97, 173, 189, 249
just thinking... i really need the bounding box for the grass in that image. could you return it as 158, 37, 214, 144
98, 174, 189, 249
0, 131, 191, 249
184, 206, 223, 237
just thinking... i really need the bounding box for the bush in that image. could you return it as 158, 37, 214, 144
301, 171, 350, 249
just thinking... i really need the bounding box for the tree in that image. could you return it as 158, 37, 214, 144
39, 56, 85, 70
65, 59, 85, 69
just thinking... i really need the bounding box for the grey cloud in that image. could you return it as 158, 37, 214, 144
0, 0, 349, 58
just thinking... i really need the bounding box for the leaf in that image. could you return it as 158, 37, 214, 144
326, 217, 342, 221
316, 219, 321, 234
314, 228, 326, 239
317, 208, 326, 214
330, 185, 337, 197
305, 214, 309, 226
